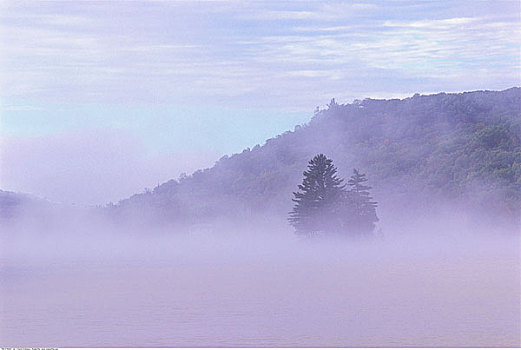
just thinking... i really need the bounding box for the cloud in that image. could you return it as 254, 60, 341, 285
241, 2, 378, 21
0, 0, 519, 110
248, 14, 520, 80
382, 17, 478, 29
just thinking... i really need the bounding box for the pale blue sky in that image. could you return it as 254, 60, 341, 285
0, 0, 519, 205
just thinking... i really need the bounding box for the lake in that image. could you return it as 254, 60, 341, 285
1, 233, 520, 347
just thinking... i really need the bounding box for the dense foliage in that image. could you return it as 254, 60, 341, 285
344, 169, 379, 234
288, 155, 378, 238
288, 154, 346, 236
106, 88, 520, 229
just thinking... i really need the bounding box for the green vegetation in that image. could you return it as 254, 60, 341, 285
289, 155, 378, 238
108, 88, 520, 230
344, 169, 379, 234
288, 154, 346, 237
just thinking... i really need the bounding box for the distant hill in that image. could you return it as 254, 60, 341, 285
0, 190, 47, 218
0, 190, 100, 233
108, 88, 521, 231
0, 190, 56, 229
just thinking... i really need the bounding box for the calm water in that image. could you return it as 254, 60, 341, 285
1, 234, 520, 347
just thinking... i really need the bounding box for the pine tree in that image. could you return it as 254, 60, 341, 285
288, 154, 345, 237
289, 158, 379, 239
345, 169, 378, 234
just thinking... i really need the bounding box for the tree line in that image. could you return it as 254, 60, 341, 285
105, 88, 519, 232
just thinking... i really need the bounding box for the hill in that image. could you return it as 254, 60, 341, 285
0, 190, 56, 229
107, 88, 521, 232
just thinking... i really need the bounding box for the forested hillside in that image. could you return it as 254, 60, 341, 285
107, 88, 521, 230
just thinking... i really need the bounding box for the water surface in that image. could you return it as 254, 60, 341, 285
1, 234, 519, 347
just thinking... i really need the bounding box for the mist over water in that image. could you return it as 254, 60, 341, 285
1, 0, 520, 346
1, 215, 519, 347
1, 88, 519, 347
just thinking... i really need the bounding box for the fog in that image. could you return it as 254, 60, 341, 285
1, 0, 519, 345
1, 88, 519, 347
0, 129, 220, 206
1, 209, 519, 347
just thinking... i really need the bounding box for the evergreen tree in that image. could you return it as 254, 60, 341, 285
344, 169, 378, 234
289, 157, 379, 238
288, 154, 345, 236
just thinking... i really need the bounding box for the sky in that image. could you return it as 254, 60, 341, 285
0, 0, 520, 205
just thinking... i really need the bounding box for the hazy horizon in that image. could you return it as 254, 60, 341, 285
1, 2, 520, 347
1, 0, 520, 205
